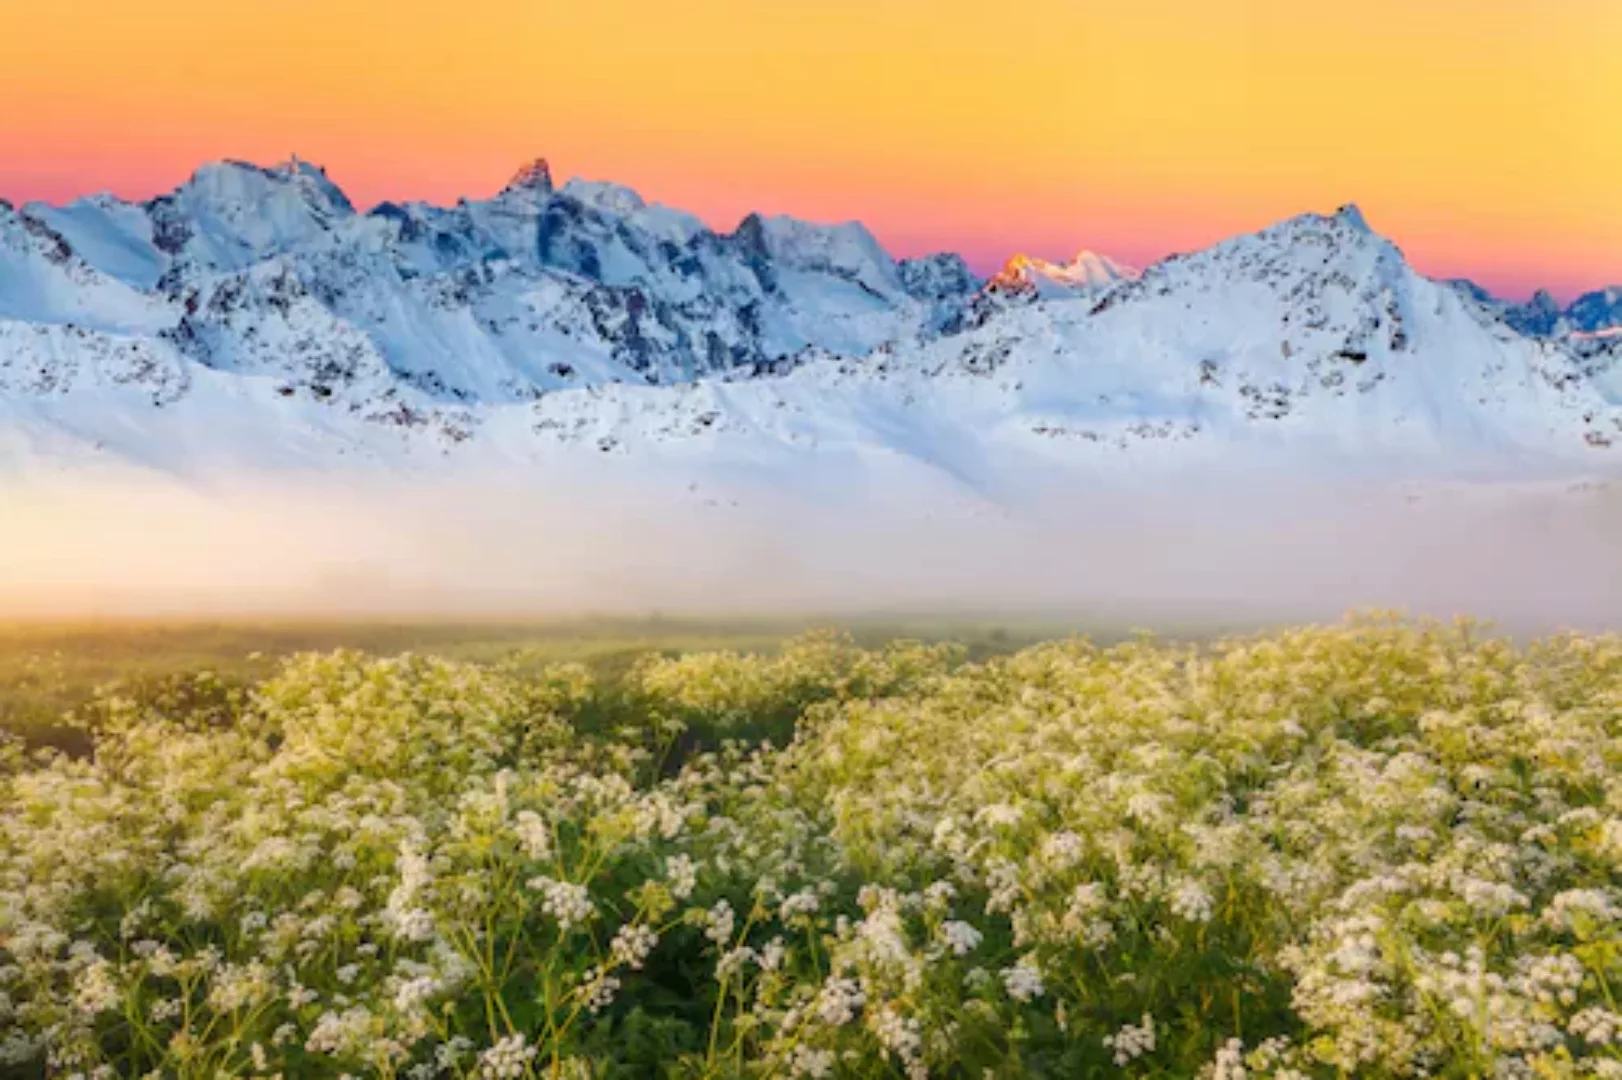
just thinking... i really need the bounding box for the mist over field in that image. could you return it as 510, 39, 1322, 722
3, 465, 1618, 630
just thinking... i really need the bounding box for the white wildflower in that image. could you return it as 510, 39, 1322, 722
528, 876, 595, 930
816, 977, 866, 1026
1169, 879, 1215, 923
665, 855, 699, 900
1209, 1037, 1248, 1080
791, 1045, 837, 1078
780, 888, 821, 921
1103, 1014, 1156, 1066
1002, 959, 1044, 1003
610, 924, 659, 970
704, 900, 736, 945
72, 960, 120, 1018
512, 810, 552, 860
476, 1034, 536, 1079
939, 920, 983, 957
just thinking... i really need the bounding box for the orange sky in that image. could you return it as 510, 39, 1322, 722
2, 0, 1618, 299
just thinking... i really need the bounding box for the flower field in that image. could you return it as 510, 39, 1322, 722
2, 616, 1621, 1078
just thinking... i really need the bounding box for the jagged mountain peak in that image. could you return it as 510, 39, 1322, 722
1506, 289, 1567, 337
729, 212, 769, 255
751, 213, 888, 258
1052, 202, 1445, 394
181, 157, 354, 215
1138, 203, 1412, 296
1332, 202, 1371, 231
898, 252, 978, 302
1453, 284, 1622, 342
269, 154, 337, 181
1566, 287, 1622, 334
140, 156, 358, 271
726, 212, 903, 297
504, 157, 555, 195
1262, 203, 1389, 246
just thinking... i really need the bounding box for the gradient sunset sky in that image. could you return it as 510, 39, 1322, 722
2, 0, 1617, 300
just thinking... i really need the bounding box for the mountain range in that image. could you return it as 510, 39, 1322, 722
2, 157, 1619, 486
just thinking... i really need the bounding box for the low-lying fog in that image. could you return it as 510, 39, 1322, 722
2, 461, 1619, 633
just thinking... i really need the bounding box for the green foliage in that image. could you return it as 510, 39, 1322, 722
0, 616, 1053, 754
2, 617, 1620, 1078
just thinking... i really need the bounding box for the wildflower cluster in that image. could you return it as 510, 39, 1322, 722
1, 617, 1619, 1078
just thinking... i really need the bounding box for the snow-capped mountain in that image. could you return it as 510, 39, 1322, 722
1565, 288, 1622, 336
984, 250, 1136, 301
9, 158, 978, 408
2, 161, 1619, 487
510, 204, 1617, 481
1447, 280, 1622, 341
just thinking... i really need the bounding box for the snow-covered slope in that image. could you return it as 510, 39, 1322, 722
1, 164, 1618, 489
0, 201, 189, 405
506, 206, 1622, 482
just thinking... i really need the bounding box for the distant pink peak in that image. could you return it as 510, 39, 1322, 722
504, 157, 554, 195
989, 249, 1137, 296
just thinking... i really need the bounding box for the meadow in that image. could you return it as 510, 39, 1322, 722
0, 617, 1074, 756
1, 614, 1620, 1078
